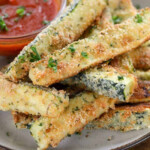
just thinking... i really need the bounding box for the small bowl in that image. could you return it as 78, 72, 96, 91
0, 0, 67, 56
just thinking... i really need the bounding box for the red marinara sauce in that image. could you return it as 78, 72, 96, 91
0, 0, 59, 37
0, 0, 62, 56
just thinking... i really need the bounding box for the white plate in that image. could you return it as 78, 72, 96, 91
0, 0, 150, 150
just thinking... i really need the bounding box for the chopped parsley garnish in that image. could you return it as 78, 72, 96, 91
0, 16, 8, 32
118, 76, 124, 81
135, 4, 141, 9
134, 14, 143, 23
16, 6, 26, 18
112, 16, 122, 24
48, 57, 58, 72
18, 55, 25, 63
81, 52, 88, 58
68, 45, 76, 53
39, 123, 43, 126
42, 20, 50, 25
30, 46, 41, 62
43, 0, 48, 2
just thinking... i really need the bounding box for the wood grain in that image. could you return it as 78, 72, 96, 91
130, 138, 150, 150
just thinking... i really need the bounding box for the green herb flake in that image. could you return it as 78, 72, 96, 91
30, 46, 41, 62
134, 14, 143, 23
81, 52, 88, 58
112, 16, 122, 24
18, 55, 25, 63
16, 6, 26, 18
68, 45, 76, 53
39, 123, 43, 126
118, 76, 124, 81
43, 0, 48, 2
135, 4, 141, 9
42, 20, 50, 25
0, 16, 8, 32
6, 132, 10, 137
48, 57, 58, 72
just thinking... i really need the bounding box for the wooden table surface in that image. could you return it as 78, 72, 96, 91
129, 137, 150, 150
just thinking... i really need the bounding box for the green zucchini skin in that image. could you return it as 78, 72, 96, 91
87, 103, 150, 132
63, 66, 137, 101
5, 0, 106, 82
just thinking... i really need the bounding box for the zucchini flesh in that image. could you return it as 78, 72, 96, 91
63, 66, 137, 101
29, 92, 115, 149
29, 9, 150, 87
87, 103, 150, 132
6, 0, 106, 82
0, 73, 69, 117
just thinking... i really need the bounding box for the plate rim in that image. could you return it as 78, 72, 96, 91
114, 131, 150, 150
0, 131, 150, 150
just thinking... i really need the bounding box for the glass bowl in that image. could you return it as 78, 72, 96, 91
0, 0, 67, 56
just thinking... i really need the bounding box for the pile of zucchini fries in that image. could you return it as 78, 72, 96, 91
0, 0, 150, 149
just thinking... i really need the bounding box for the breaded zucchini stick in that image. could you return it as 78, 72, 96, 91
129, 45, 150, 70
63, 66, 137, 102
14, 92, 115, 149
87, 103, 150, 132
0, 72, 69, 117
6, 0, 106, 82
62, 1, 137, 102
12, 79, 150, 129
29, 9, 150, 87
129, 81, 150, 103
87, 0, 136, 37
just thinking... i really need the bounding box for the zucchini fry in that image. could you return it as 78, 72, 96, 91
12, 80, 150, 129
87, 103, 150, 132
29, 9, 150, 87
63, 66, 137, 102
6, 0, 106, 82
0, 72, 69, 117
129, 81, 150, 103
13, 92, 115, 149
84, 7, 113, 38
129, 46, 150, 70
62, 0, 137, 102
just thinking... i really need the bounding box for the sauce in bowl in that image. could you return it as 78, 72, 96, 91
0, 0, 66, 56
0, 0, 59, 37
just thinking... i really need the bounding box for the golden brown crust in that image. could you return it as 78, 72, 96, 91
89, 102, 150, 132
0, 72, 69, 117
129, 46, 150, 70
130, 81, 150, 102
29, 9, 150, 86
